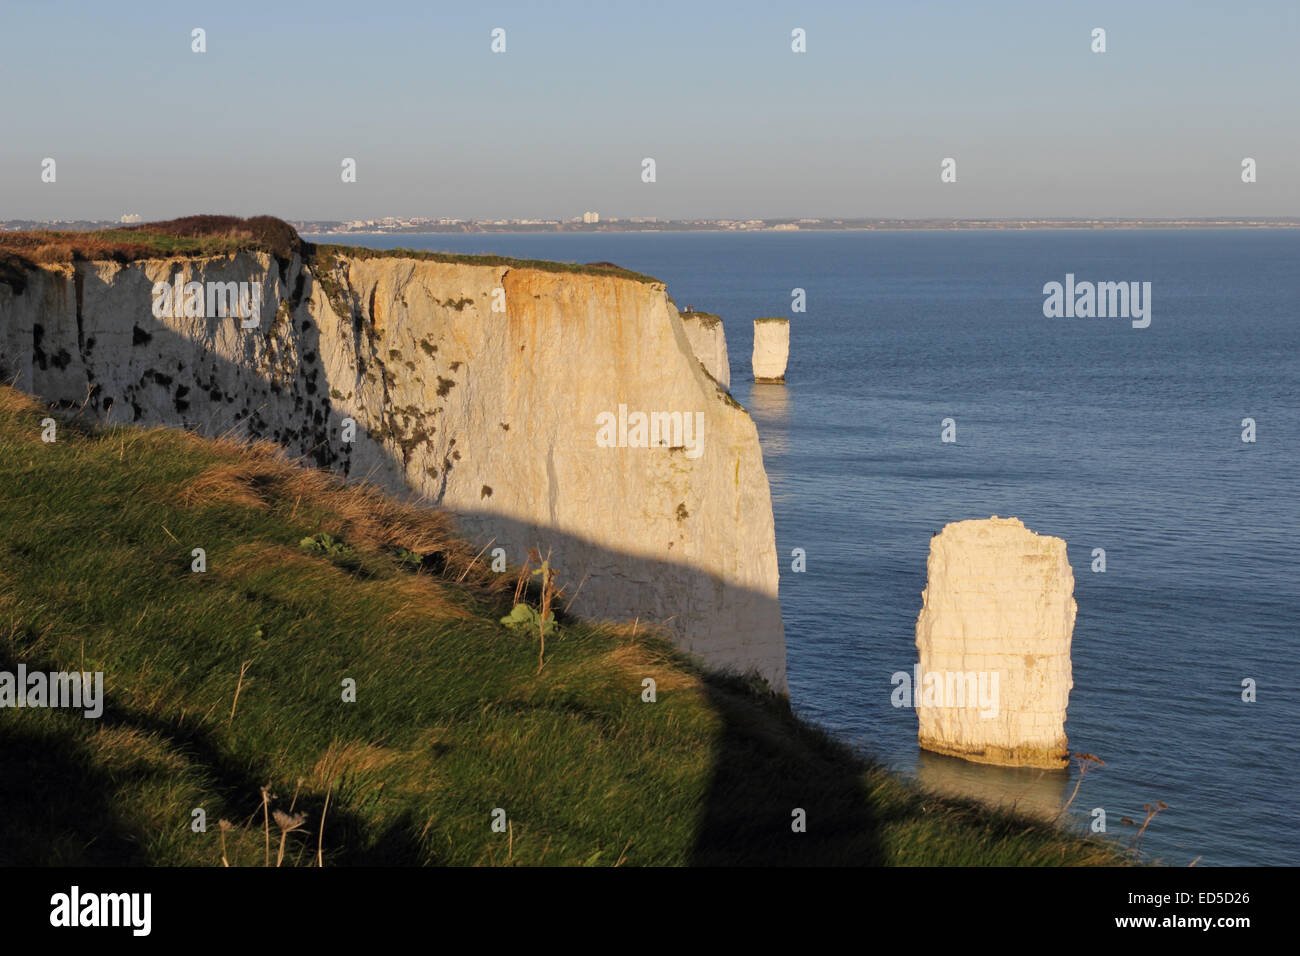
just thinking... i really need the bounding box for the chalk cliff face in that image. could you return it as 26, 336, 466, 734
677, 310, 730, 389
914, 516, 1075, 769
752, 318, 789, 383
0, 250, 787, 688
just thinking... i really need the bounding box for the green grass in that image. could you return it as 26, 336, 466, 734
0, 387, 1127, 866
754, 316, 790, 324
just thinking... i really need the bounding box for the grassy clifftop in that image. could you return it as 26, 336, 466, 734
0, 390, 1124, 867
0, 215, 660, 286
679, 310, 724, 329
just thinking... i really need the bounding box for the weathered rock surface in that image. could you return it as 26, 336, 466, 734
677, 310, 730, 389
914, 516, 1075, 769
751, 317, 789, 383
0, 251, 787, 688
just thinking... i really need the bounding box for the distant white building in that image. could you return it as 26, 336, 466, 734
582, 211, 600, 224
119, 213, 142, 224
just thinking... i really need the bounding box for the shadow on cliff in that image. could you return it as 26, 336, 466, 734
6, 262, 887, 864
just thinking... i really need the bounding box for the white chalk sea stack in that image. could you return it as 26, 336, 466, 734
751, 317, 789, 383
677, 309, 730, 389
914, 516, 1075, 769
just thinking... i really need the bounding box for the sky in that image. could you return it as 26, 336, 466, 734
2, 0, 1297, 222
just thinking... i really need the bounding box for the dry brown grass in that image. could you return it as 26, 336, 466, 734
385, 572, 474, 620
0, 385, 40, 418
31, 243, 76, 264
0, 232, 157, 263
309, 739, 401, 789
218, 538, 473, 624
176, 440, 508, 599
84, 726, 189, 773
602, 642, 701, 693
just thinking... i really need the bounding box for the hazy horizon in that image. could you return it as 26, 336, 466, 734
3, 0, 1297, 222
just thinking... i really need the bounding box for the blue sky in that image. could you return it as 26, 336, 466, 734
2, 0, 1297, 220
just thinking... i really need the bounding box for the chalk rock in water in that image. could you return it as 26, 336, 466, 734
751, 318, 789, 383
914, 516, 1075, 769
677, 309, 730, 390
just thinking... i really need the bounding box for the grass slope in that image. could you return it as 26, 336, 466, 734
0, 388, 1124, 866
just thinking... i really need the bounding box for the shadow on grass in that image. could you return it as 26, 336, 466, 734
690, 673, 884, 865
0, 641, 427, 865
0, 721, 148, 866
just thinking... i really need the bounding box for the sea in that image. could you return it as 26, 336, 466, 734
307, 228, 1300, 867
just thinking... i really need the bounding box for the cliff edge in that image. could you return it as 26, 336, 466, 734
677, 310, 730, 389
0, 220, 787, 688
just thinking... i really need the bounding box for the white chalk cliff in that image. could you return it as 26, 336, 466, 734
751, 318, 789, 383
914, 516, 1075, 769
677, 310, 730, 390
0, 250, 787, 688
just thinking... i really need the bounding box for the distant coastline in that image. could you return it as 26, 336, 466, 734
291, 217, 1300, 236
7, 217, 1299, 235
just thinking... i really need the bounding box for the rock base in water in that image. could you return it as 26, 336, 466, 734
914, 516, 1075, 770
751, 317, 789, 383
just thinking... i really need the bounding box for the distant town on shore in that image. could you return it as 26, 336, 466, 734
5, 214, 1298, 234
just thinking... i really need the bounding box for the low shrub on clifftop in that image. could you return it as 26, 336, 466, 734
0, 216, 661, 286
0, 214, 304, 268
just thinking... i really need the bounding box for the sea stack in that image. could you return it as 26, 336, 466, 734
751, 317, 789, 383
677, 309, 730, 389
913, 516, 1075, 769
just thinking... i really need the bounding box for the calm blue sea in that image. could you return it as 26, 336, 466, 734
311, 229, 1300, 867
